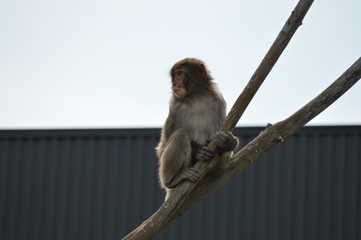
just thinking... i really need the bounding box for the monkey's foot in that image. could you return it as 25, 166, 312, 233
195, 145, 215, 162
183, 167, 201, 182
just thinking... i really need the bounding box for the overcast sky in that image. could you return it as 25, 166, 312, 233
0, 0, 360, 129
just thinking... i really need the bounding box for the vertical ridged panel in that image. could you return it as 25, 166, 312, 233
0, 127, 360, 240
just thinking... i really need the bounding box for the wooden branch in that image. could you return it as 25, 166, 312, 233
178, 57, 361, 215
123, 57, 361, 240
226, 57, 361, 172
221, 0, 315, 132
122, 1, 315, 239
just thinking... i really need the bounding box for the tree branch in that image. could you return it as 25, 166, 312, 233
123, 55, 361, 240
122, 0, 338, 239
221, 0, 315, 132
178, 57, 361, 215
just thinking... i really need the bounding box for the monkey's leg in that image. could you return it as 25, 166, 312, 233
163, 167, 200, 201
159, 128, 200, 190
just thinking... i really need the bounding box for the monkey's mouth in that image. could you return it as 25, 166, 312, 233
173, 89, 186, 99
173, 89, 181, 93
172, 87, 183, 94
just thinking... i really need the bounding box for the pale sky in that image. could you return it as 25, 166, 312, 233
0, 0, 360, 129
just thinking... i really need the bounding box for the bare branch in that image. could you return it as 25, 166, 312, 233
122, 0, 328, 239
221, 0, 315, 132
229, 58, 361, 171
179, 57, 361, 215
123, 56, 361, 240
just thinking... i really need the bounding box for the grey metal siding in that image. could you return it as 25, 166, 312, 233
0, 126, 360, 240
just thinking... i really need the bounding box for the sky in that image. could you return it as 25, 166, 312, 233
0, 0, 360, 129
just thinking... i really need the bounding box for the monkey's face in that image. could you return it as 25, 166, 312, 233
170, 58, 212, 99
171, 69, 188, 98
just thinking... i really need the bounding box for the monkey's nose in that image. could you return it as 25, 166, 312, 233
173, 80, 182, 88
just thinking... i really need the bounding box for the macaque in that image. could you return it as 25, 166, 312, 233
156, 58, 238, 201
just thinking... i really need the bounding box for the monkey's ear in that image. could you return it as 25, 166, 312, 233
198, 64, 207, 74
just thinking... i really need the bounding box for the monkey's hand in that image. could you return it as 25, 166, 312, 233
214, 131, 239, 152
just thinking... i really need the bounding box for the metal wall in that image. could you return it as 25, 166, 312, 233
0, 126, 360, 240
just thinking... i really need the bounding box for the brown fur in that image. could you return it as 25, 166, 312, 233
156, 58, 238, 201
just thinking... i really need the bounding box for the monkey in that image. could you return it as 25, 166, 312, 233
156, 58, 239, 201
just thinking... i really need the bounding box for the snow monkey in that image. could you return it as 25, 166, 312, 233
156, 58, 239, 201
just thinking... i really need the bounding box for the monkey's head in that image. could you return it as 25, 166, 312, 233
170, 58, 213, 99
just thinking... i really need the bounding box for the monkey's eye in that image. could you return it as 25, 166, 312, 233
174, 70, 183, 76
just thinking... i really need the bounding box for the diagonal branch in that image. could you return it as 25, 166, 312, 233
122, 0, 316, 239
123, 56, 361, 240
178, 57, 361, 215
228, 57, 361, 172
221, 0, 315, 132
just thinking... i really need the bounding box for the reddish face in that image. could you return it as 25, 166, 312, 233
172, 69, 187, 98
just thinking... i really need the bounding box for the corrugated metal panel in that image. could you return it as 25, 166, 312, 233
0, 126, 360, 240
